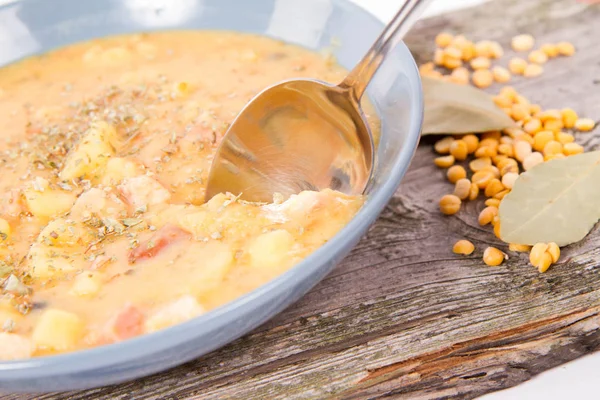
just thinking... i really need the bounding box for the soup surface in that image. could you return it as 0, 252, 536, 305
0, 31, 378, 359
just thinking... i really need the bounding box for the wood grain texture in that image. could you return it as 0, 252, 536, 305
5, 0, 600, 399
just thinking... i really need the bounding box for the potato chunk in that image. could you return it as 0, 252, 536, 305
27, 243, 78, 278
147, 204, 194, 229
69, 271, 105, 297
69, 188, 127, 221
32, 309, 85, 351
248, 229, 295, 271
37, 218, 93, 247
145, 295, 204, 333
59, 121, 117, 181
177, 210, 212, 239
23, 188, 77, 219
179, 242, 234, 294
101, 157, 145, 186
0, 301, 23, 330
0, 333, 33, 360
118, 175, 171, 210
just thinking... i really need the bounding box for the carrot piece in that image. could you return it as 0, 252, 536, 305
128, 225, 190, 264
113, 304, 144, 340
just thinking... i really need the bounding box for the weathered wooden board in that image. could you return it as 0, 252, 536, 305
5, 0, 600, 399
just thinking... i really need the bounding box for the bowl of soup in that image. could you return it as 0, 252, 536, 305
0, 0, 422, 391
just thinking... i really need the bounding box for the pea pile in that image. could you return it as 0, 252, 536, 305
422, 32, 595, 272
420, 32, 577, 87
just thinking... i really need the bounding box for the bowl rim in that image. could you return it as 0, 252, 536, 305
0, 0, 423, 378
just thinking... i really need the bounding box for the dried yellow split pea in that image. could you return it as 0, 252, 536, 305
434, 136, 454, 154
474, 40, 492, 57
444, 46, 463, 60
443, 56, 463, 70
543, 119, 564, 132
447, 165, 467, 183
481, 133, 501, 143
497, 143, 513, 157
537, 109, 562, 122
453, 240, 475, 255
575, 118, 595, 132
556, 132, 575, 145
493, 189, 510, 200
472, 69, 494, 88
462, 134, 479, 154
512, 34, 535, 52
484, 179, 505, 198
461, 42, 476, 62
450, 140, 469, 161
500, 86, 518, 100
561, 108, 578, 129
501, 172, 519, 189
434, 48, 445, 65
540, 43, 559, 58
489, 42, 504, 59
510, 104, 530, 122
485, 198, 501, 208
471, 170, 495, 190
474, 146, 497, 158
492, 66, 511, 83
556, 41, 575, 56
494, 95, 513, 108
499, 160, 519, 176
493, 221, 502, 239
545, 153, 566, 161
528, 50, 548, 64
453, 178, 472, 200
509, 243, 531, 252
478, 206, 498, 226
532, 130, 554, 152
483, 247, 507, 266
563, 142, 584, 156
439, 194, 461, 215
530, 242, 560, 273
470, 56, 491, 70
543, 141, 563, 159
450, 67, 470, 85
435, 32, 454, 48
523, 118, 543, 135
468, 182, 480, 201
481, 165, 500, 178
508, 58, 528, 75
522, 151, 544, 171
529, 104, 543, 115
515, 133, 534, 146
434, 155, 455, 168
547, 242, 560, 263
523, 63, 543, 78
513, 140, 532, 162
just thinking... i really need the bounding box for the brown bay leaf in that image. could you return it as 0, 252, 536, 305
499, 151, 600, 246
422, 76, 515, 135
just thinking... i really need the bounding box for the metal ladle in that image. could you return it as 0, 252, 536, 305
205, 0, 431, 202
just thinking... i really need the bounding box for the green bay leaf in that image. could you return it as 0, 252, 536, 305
499, 151, 600, 246
422, 77, 515, 135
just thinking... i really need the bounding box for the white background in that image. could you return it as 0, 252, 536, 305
349, 0, 598, 399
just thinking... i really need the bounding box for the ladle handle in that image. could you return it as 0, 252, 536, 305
339, 0, 433, 100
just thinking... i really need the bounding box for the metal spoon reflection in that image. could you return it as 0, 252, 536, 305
205, 0, 432, 203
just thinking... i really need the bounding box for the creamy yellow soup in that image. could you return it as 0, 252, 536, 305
0, 31, 376, 359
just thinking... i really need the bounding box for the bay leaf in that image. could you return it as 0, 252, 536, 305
499, 151, 600, 246
421, 76, 515, 135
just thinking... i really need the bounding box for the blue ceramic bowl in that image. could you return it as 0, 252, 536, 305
0, 0, 422, 392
